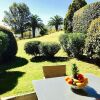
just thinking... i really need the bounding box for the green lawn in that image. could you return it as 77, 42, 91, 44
0, 31, 100, 98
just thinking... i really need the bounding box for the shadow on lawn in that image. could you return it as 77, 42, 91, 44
0, 56, 28, 71
30, 56, 68, 62
77, 55, 100, 67
0, 71, 25, 95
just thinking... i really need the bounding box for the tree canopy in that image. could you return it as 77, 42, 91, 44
29, 14, 44, 37
3, 2, 31, 38
48, 15, 63, 31
64, 0, 87, 33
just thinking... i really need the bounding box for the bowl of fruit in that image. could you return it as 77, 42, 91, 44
65, 64, 88, 89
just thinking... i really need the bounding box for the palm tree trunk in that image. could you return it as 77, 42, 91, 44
55, 25, 58, 31
32, 27, 36, 38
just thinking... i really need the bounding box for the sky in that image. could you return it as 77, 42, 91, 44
0, 0, 100, 25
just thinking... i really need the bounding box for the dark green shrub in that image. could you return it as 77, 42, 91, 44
40, 28, 48, 36
60, 33, 86, 57
0, 26, 18, 61
85, 17, 100, 58
64, 0, 87, 33
39, 42, 61, 57
73, 2, 100, 33
60, 34, 71, 56
24, 41, 41, 57
0, 31, 8, 59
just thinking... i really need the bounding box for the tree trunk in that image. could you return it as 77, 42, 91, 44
21, 32, 23, 39
55, 25, 58, 31
32, 27, 36, 38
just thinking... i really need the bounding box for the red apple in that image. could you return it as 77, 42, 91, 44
68, 79, 73, 84
77, 74, 84, 81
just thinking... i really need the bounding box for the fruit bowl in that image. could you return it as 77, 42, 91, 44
70, 82, 87, 89
65, 74, 88, 89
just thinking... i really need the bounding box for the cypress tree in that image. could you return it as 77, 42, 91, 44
64, 0, 87, 33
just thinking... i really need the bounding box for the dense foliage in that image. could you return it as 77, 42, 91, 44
24, 41, 41, 57
0, 31, 8, 59
0, 26, 18, 62
39, 42, 61, 57
64, 0, 87, 33
85, 17, 100, 58
60, 33, 86, 57
73, 2, 100, 33
3, 2, 31, 38
40, 27, 48, 36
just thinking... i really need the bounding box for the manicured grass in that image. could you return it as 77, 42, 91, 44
0, 31, 100, 97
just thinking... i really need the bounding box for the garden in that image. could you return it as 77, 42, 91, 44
0, 0, 100, 98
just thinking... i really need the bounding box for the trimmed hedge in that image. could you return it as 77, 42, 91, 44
0, 31, 8, 57
24, 41, 41, 57
85, 17, 100, 58
39, 42, 61, 57
73, 2, 100, 33
0, 26, 18, 61
60, 33, 86, 57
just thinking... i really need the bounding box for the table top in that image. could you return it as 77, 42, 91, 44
32, 74, 100, 100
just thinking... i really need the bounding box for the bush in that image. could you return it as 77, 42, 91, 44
73, 2, 100, 33
85, 17, 100, 58
48, 29, 56, 34
64, 0, 87, 33
24, 41, 41, 57
40, 28, 48, 36
60, 33, 86, 57
39, 42, 61, 57
0, 31, 8, 58
0, 26, 18, 61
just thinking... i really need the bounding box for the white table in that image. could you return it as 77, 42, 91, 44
32, 74, 100, 100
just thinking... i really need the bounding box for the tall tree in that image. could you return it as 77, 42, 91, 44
64, 0, 87, 33
29, 14, 43, 38
48, 15, 63, 31
3, 3, 31, 38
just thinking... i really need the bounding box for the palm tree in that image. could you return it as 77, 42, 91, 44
30, 14, 43, 38
48, 15, 63, 31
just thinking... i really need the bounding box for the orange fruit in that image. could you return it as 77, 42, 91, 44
65, 76, 71, 82
68, 79, 73, 85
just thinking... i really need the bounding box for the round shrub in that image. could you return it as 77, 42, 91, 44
60, 33, 86, 57
40, 28, 48, 36
24, 41, 41, 57
73, 2, 100, 33
85, 17, 100, 58
0, 31, 8, 58
39, 42, 61, 57
0, 26, 18, 61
